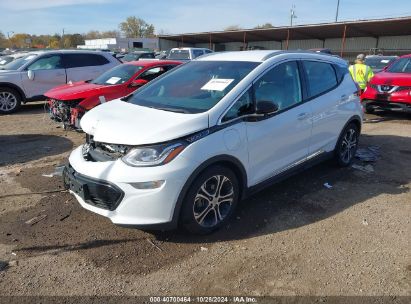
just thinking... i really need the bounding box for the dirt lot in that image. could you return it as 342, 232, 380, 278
0, 102, 410, 297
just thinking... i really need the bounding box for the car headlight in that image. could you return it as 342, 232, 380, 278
122, 142, 186, 167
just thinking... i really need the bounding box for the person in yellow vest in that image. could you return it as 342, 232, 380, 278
349, 54, 374, 92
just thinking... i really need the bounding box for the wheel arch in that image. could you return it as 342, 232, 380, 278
334, 114, 362, 151
0, 82, 26, 101
171, 154, 248, 228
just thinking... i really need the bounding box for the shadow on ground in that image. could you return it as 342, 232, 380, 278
0, 134, 73, 166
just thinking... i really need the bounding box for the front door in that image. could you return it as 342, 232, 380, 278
22, 54, 66, 98
246, 61, 313, 186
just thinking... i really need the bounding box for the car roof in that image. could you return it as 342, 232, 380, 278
125, 60, 182, 67
399, 54, 411, 58
197, 50, 281, 62
23, 50, 112, 56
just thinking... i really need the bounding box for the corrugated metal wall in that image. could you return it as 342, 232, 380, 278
284, 39, 323, 50
248, 40, 282, 50
378, 35, 411, 49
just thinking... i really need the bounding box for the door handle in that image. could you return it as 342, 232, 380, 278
298, 112, 309, 120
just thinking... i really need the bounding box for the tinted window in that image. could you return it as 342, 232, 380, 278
303, 61, 337, 97
65, 54, 109, 68
137, 66, 168, 82
192, 50, 204, 58
222, 88, 253, 122
128, 61, 259, 114
254, 61, 302, 111
139, 53, 155, 59
365, 57, 397, 70
28, 55, 63, 70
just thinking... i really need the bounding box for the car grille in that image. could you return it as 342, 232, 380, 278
83, 134, 131, 162
64, 165, 124, 211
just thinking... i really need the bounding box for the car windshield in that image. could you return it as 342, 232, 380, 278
386, 57, 411, 73
127, 61, 260, 114
365, 57, 396, 70
168, 50, 190, 60
1, 54, 37, 70
91, 64, 143, 85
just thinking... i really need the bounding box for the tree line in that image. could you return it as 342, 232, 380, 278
0, 16, 155, 49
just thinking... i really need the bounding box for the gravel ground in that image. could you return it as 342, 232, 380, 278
0, 103, 410, 297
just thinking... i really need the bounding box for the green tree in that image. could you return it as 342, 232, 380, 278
119, 16, 155, 38
101, 30, 120, 38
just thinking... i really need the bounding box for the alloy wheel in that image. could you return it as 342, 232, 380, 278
340, 128, 357, 163
0, 92, 17, 112
193, 175, 234, 228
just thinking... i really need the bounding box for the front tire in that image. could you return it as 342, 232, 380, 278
0, 87, 21, 114
180, 165, 240, 235
335, 122, 359, 167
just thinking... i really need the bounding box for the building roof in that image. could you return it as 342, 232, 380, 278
158, 17, 411, 44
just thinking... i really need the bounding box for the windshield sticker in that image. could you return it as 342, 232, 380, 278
106, 77, 121, 85
0, 60, 6, 65
381, 60, 390, 63
201, 78, 234, 91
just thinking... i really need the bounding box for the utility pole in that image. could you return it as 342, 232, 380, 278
335, 0, 341, 22
290, 5, 297, 27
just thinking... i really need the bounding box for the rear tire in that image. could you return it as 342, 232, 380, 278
335, 122, 359, 167
0, 87, 21, 114
180, 165, 240, 235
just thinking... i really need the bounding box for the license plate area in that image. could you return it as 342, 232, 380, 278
63, 168, 89, 200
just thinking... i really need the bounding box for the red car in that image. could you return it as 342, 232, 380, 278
361, 54, 411, 113
46, 60, 182, 129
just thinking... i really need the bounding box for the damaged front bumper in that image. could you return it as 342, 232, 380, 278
47, 99, 85, 130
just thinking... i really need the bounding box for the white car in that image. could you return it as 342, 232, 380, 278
0, 50, 120, 114
65, 50, 363, 234
167, 47, 213, 61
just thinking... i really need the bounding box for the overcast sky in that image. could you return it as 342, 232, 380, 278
0, 0, 410, 35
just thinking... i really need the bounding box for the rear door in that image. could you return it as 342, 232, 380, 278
245, 60, 313, 186
64, 53, 113, 82
21, 54, 66, 98
301, 60, 348, 154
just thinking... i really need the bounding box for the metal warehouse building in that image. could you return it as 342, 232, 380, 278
158, 17, 411, 62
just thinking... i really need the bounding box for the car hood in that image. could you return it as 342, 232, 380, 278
81, 99, 209, 145
45, 81, 104, 100
370, 72, 411, 86
0, 70, 20, 76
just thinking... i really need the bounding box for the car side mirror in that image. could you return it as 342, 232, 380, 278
256, 100, 279, 115
130, 79, 148, 88
27, 70, 35, 81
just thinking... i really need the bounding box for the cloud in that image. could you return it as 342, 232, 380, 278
0, 0, 113, 11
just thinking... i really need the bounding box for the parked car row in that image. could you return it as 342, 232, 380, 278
0, 50, 120, 114
46, 60, 182, 129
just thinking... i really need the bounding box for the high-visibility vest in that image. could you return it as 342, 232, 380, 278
349, 63, 374, 89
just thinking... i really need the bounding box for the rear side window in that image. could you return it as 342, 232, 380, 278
303, 61, 337, 98
192, 50, 204, 58
64, 54, 110, 68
